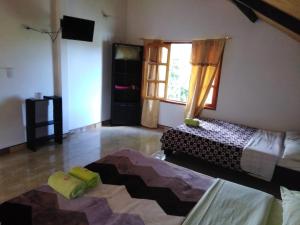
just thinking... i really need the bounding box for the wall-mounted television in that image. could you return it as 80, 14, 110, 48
61, 16, 95, 42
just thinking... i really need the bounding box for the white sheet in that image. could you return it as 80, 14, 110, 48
241, 130, 284, 181
183, 179, 274, 225
266, 199, 282, 225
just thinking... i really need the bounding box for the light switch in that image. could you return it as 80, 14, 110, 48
6, 67, 13, 78
0, 67, 14, 78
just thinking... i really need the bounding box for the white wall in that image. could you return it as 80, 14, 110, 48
126, 0, 300, 131
60, 0, 126, 130
0, 0, 54, 149
1, 0, 299, 149
0, 0, 126, 148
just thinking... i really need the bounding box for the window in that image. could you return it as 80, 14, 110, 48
166, 43, 221, 110
166, 44, 192, 103
143, 42, 222, 110
143, 42, 170, 99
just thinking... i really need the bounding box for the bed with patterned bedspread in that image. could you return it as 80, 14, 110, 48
161, 118, 257, 171
0, 149, 214, 225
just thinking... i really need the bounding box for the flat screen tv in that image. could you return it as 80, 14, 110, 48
61, 16, 95, 42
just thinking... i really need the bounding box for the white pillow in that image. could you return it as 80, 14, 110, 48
281, 186, 300, 225
282, 131, 300, 161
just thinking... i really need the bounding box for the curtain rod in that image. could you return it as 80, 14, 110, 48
192, 36, 232, 41
140, 36, 232, 42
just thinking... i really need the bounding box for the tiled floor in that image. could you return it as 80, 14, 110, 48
0, 126, 163, 203
2, 125, 297, 203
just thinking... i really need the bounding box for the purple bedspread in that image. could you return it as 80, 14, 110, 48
0, 149, 214, 225
161, 118, 257, 171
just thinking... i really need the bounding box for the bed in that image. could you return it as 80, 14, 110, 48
273, 131, 300, 189
0, 149, 214, 225
161, 118, 258, 171
6, 149, 300, 225
160, 118, 294, 181
0, 149, 288, 225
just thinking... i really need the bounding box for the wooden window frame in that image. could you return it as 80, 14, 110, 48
202, 58, 223, 110
143, 43, 171, 100
163, 42, 222, 111
143, 41, 222, 111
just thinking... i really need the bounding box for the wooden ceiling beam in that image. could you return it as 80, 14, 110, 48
234, 0, 300, 35
263, 0, 300, 20
256, 11, 300, 42
232, 0, 258, 23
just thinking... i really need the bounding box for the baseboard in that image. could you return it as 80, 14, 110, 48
101, 120, 111, 126
0, 142, 27, 154
158, 124, 171, 131
69, 122, 101, 134
0, 147, 10, 155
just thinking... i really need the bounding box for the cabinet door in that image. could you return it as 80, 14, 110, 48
111, 103, 141, 125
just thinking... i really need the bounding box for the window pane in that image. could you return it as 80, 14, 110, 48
146, 82, 155, 97
148, 47, 158, 63
167, 44, 192, 102
158, 65, 167, 81
205, 87, 214, 105
157, 83, 165, 98
147, 65, 157, 80
160, 47, 168, 64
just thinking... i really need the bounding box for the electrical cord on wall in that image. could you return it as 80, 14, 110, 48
22, 25, 61, 42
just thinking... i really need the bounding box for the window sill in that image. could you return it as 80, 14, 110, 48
160, 99, 216, 110
160, 99, 186, 106
204, 105, 216, 110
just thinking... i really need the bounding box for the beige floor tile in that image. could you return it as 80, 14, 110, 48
0, 126, 163, 203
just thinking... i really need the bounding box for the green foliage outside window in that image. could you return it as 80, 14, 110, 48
167, 48, 191, 102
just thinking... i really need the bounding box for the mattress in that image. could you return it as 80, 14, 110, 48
277, 157, 300, 172
0, 149, 214, 225
161, 118, 257, 170
241, 130, 284, 181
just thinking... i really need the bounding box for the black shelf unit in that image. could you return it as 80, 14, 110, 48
111, 43, 143, 125
26, 96, 62, 151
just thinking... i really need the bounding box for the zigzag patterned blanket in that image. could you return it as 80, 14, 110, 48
0, 149, 214, 225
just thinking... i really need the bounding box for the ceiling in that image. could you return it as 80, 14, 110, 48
232, 0, 300, 41
263, 0, 300, 20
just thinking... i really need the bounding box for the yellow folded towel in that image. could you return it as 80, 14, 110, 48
48, 171, 86, 199
184, 118, 200, 127
69, 167, 101, 188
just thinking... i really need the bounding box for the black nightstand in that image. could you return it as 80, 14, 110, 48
25, 96, 62, 151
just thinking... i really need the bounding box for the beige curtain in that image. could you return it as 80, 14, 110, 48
141, 99, 160, 128
185, 39, 226, 118
141, 40, 162, 128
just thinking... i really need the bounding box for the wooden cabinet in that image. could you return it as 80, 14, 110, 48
111, 43, 143, 125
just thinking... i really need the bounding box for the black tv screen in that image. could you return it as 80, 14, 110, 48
61, 16, 95, 42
